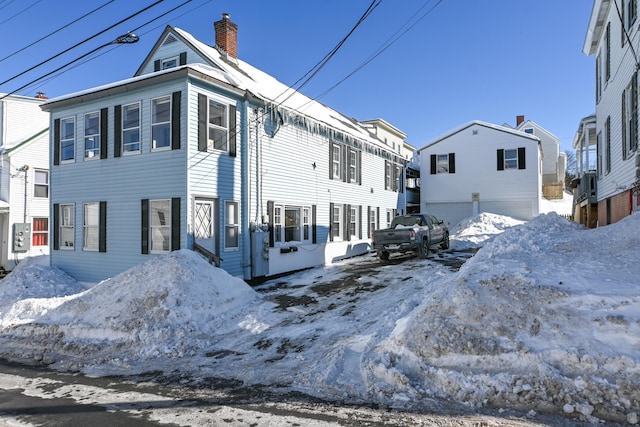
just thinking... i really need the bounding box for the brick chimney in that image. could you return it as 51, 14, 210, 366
214, 13, 238, 59
35, 92, 48, 100
516, 115, 525, 126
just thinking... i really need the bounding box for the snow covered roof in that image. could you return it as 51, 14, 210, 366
417, 119, 540, 152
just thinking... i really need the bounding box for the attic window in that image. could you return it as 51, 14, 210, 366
162, 34, 178, 45
161, 56, 179, 70
524, 128, 534, 135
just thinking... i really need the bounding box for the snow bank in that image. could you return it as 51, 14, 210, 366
0, 250, 261, 370
450, 212, 525, 249
375, 213, 640, 424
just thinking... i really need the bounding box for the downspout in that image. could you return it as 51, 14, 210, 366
241, 99, 251, 280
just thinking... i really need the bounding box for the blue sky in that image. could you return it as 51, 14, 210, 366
0, 0, 594, 153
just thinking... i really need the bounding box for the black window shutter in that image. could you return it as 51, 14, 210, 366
384, 161, 389, 189
154, 59, 161, 72
312, 205, 317, 244
99, 201, 107, 252
367, 205, 371, 239
100, 108, 108, 159
341, 145, 347, 182
267, 201, 274, 247
497, 149, 505, 171
171, 197, 181, 251
518, 147, 526, 170
53, 203, 60, 250
358, 150, 362, 185
171, 91, 181, 150
114, 105, 122, 158
229, 105, 237, 157
141, 199, 149, 254
329, 143, 334, 180
376, 207, 380, 229
179, 52, 187, 66
344, 204, 350, 242
329, 202, 334, 242
358, 205, 362, 239
53, 119, 60, 166
449, 153, 456, 174
430, 154, 436, 174
198, 94, 207, 152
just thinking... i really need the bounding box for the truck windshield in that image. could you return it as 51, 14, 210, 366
392, 216, 422, 227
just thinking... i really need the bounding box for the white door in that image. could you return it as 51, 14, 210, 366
194, 199, 217, 254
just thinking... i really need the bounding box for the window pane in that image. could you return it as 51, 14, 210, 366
152, 124, 170, 148
209, 100, 226, 127
123, 104, 140, 128
150, 200, 171, 252
225, 226, 238, 247
152, 97, 171, 123
505, 149, 518, 169
209, 127, 228, 151
61, 118, 74, 140
437, 154, 449, 173
285, 207, 300, 242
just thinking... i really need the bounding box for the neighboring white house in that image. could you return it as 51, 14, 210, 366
418, 120, 542, 228
583, 0, 640, 225
40, 14, 406, 283
512, 116, 567, 195
0, 93, 50, 271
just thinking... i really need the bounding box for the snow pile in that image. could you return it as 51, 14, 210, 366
450, 212, 525, 249
0, 213, 639, 424
375, 213, 640, 424
0, 250, 261, 370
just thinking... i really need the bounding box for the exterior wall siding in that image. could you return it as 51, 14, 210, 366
1, 97, 48, 147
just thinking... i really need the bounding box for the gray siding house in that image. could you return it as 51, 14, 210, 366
42, 14, 406, 282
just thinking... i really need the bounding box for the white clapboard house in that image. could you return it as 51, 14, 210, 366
0, 93, 50, 273
418, 120, 542, 228
41, 14, 406, 282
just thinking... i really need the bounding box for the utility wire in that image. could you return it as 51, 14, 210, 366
0, 0, 116, 64
21, 0, 201, 95
304, 0, 444, 109
0, 0, 164, 89
0, 0, 16, 12
0, 0, 43, 26
271, 0, 381, 108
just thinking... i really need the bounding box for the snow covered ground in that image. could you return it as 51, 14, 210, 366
1, 197, 639, 425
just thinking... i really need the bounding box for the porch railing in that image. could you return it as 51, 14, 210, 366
192, 242, 222, 268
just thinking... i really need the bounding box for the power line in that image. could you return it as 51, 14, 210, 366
0, 0, 116, 64
22, 0, 204, 96
0, 0, 165, 90
0, 0, 43, 27
0, 0, 16, 12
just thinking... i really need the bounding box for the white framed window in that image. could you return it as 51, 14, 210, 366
385, 162, 392, 189
60, 117, 75, 162
523, 127, 534, 135
504, 149, 518, 169
274, 206, 282, 243
152, 96, 171, 150
331, 204, 343, 241
32, 218, 48, 247
332, 144, 341, 179
386, 209, 395, 228
34, 169, 48, 198
150, 199, 171, 253
161, 56, 179, 70
225, 201, 239, 249
349, 206, 358, 239
122, 102, 141, 154
208, 99, 228, 151
349, 150, 357, 182
437, 154, 449, 173
623, 72, 638, 159
83, 202, 99, 251
60, 204, 74, 249
273, 205, 312, 244
84, 111, 100, 159
369, 207, 376, 237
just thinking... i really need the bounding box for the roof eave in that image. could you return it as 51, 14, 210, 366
583, 0, 611, 55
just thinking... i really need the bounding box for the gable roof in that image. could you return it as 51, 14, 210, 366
515, 119, 560, 142
418, 120, 540, 152
583, 0, 611, 55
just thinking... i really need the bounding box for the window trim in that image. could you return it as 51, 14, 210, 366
151, 95, 172, 150
32, 217, 48, 247
161, 56, 179, 70
60, 116, 75, 163
34, 169, 49, 198
272, 204, 313, 245
122, 102, 141, 155
84, 111, 101, 160
59, 203, 75, 250
224, 201, 239, 250
83, 202, 100, 251
330, 203, 343, 242
149, 199, 171, 253
207, 98, 229, 152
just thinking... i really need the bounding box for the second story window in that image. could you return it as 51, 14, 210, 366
208, 99, 228, 151
84, 112, 100, 159
34, 170, 48, 198
152, 96, 171, 149
497, 148, 526, 171
60, 117, 75, 162
122, 103, 141, 153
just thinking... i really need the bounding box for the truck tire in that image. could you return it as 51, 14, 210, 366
441, 232, 450, 250
419, 238, 430, 259
377, 250, 390, 261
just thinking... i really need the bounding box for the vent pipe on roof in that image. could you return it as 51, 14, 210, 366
214, 13, 238, 59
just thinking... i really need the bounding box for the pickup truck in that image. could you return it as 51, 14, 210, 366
371, 213, 449, 261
